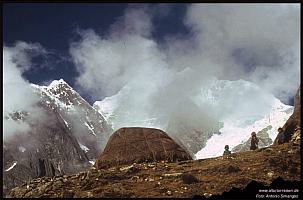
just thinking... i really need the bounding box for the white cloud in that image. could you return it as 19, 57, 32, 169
70, 4, 299, 133
3, 41, 48, 141
70, 24, 172, 99
185, 3, 300, 102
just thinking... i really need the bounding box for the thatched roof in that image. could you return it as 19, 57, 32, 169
96, 127, 192, 169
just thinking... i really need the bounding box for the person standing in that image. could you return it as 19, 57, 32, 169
250, 132, 259, 150
276, 127, 285, 144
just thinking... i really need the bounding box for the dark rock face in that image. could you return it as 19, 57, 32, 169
96, 127, 192, 169
232, 126, 273, 153
3, 110, 90, 196
3, 80, 112, 196
274, 87, 301, 144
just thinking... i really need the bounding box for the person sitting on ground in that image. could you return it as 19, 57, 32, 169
250, 132, 259, 150
223, 145, 231, 156
276, 127, 285, 145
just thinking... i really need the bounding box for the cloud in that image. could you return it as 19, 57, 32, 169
185, 3, 300, 102
3, 41, 48, 141
70, 6, 171, 99
70, 4, 300, 133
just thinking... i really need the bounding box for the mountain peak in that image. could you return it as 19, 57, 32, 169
48, 79, 70, 89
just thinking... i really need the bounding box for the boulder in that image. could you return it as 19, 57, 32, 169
96, 127, 192, 169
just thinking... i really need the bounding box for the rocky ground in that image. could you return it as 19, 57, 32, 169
8, 142, 301, 198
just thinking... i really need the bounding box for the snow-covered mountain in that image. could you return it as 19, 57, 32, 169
195, 99, 292, 159
194, 80, 293, 159
93, 85, 162, 130
93, 78, 293, 159
31, 79, 112, 154
3, 79, 112, 195
93, 89, 223, 156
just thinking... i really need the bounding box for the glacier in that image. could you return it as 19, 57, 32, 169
195, 98, 293, 159
193, 79, 293, 159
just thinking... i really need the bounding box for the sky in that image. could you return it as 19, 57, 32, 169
3, 3, 190, 104
3, 3, 300, 108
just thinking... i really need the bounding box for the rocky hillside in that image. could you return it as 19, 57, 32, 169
8, 142, 301, 198
274, 87, 301, 144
